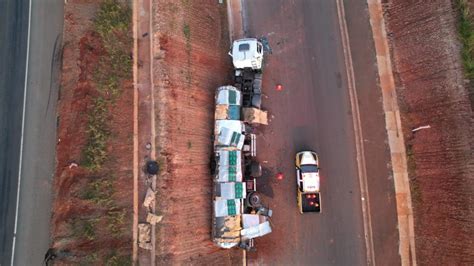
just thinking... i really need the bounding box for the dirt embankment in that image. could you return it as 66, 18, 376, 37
51, 0, 133, 264
151, 0, 241, 264
383, 1, 474, 264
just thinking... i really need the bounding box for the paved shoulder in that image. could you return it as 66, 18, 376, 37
12, 0, 64, 265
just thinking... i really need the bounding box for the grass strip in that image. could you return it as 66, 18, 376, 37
457, 0, 474, 78
83, 0, 132, 170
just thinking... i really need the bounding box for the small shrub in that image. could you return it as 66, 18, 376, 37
106, 252, 131, 266
81, 253, 99, 265
81, 178, 115, 207
183, 23, 191, 41
457, 0, 474, 78
107, 208, 127, 236
72, 218, 99, 240
95, 0, 131, 39
82, 0, 132, 171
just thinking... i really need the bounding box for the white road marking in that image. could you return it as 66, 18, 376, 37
335, 0, 376, 265
11, 0, 33, 264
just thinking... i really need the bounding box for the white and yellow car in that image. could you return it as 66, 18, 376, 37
296, 151, 321, 213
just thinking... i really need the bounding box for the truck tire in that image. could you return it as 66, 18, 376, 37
146, 160, 159, 175
244, 124, 253, 134
235, 76, 243, 84
210, 155, 216, 175
246, 191, 262, 208
249, 161, 262, 177
251, 94, 262, 109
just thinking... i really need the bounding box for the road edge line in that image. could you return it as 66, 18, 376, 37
132, 0, 139, 264
335, 0, 376, 265
11, 0, 33, 264
366, 1, 417, 265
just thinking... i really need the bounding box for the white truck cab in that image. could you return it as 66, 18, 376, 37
230, 38, 264, 70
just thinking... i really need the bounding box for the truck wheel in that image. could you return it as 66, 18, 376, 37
210, 156, 216, 175
246, 192, 262, 208
146, 161, 159, 175
249, 161, 262, 177
235, 76, 243, 84
251, 94, 262, 109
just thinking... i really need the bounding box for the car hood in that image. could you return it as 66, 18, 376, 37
300, 152, 317, 165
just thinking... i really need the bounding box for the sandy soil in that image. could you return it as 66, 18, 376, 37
384, 1, 474, 264
151, 0, 242, 264
50, 0, 134, 264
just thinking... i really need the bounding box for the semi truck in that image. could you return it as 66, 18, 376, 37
211, 38, 272, 250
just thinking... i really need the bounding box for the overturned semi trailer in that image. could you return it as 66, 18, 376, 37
211, 86, 272, 250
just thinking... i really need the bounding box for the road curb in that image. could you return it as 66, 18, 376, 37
227, 0, 244, 42
366, 1, 417, 265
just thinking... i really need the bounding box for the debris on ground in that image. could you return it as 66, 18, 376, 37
143, 188, 155, 208
146, 213, 163, 225
138, 223, 152, 250
145, 160, 159, 175
243, 107, 269, 125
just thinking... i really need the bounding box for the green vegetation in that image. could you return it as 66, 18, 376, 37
81, 178, 115, 207
183, 23, 192, 87
94, 0, 131, 38
457, 0, 474, 78
82, 253, 99, 265
183, 23, 191, 41
106, 252, 131, 266
406, 144, 422, 205
72, 218, 99, 240
83, 97, 109, 170
80, 177, 128, 237
83, 0, 132, 170
107, 209, 127, 236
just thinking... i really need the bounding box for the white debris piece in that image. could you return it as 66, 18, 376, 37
143, 187, 155, 208
146, 213, 163, 225
138, 223, 151, 250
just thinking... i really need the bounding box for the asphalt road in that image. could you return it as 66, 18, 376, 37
0, 0, 29, 264
243, 0, 401, 265
0, 0, 63, 265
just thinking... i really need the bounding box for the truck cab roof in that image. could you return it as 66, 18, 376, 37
231, 38, 263, 70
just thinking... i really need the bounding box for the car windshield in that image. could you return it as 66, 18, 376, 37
300, 165, 318, 173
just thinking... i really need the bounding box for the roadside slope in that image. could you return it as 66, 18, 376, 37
384, 1, 474, 264
152, 0, 241, 263
50, 1, 134, 264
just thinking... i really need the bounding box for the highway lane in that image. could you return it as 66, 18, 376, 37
243, 0, 400, 265
0, 0, 29, 264
13, 0, 64, 264
0, 0, 64, 265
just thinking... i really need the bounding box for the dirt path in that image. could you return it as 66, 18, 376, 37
133, 0, 158, 264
